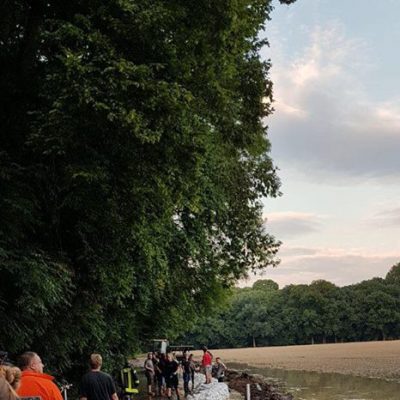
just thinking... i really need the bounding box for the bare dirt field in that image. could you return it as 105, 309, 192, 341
195, 340, 400, 380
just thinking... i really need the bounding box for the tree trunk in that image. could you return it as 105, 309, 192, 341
252, 336, 256, 347
18, 0, 45, 82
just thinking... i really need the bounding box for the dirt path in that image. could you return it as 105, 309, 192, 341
195, 340, 400, 380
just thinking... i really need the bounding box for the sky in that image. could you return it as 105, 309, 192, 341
244, 0, 400, 288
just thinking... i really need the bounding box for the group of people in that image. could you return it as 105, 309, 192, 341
143, 346, 227, 399
143, 352, 192, 399
0, 348, 227, 400
1, 351, 63, 400
0, 352, 121, 400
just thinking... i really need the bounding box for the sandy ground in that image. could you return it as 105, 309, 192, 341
194, 341, 400, 380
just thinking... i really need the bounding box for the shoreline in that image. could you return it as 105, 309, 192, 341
225, 369, 293, 400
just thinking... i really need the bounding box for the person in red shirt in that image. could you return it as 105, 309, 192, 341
17, 352, 63, 400
201, 347, 213, 384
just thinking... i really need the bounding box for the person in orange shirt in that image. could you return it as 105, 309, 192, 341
17, 352, 63, 400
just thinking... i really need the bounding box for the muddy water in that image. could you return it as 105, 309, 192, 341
228, 363, 400, 400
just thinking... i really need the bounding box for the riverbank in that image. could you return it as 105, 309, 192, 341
206, 340, 400, 381
225, 370, 293, 400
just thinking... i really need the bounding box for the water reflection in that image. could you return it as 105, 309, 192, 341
228, 363, 400, 400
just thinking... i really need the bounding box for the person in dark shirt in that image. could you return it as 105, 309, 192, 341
181, 353, 191, 396
79, 354, 117, 400
153, 353, 165, 397
164, 353, 180, 400
188, 354, 196, 392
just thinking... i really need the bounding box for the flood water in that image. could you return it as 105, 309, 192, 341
228, 363, 400, 400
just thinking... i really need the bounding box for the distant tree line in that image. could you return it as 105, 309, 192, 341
179, 263, 400, 348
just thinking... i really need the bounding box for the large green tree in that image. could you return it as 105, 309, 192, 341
0, 0, 292, 375
386, 262, 400, 284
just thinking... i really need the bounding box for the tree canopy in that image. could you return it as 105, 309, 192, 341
180, 263, 400, 348
0, 0, 291, 376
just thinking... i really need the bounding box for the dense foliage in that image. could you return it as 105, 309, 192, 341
0, 0, 292, 376
180, 263, 400, 348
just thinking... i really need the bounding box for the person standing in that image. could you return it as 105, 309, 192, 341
201, 347, 212, 384
188, 354, 196, 392
143, 353, 154, 396
79, 354, 118, 400
154, 353, 165, 397
181, 353, 191, 396
120, 360, 139, 399
17, 352, 63, 400
164, 353, 180, 400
